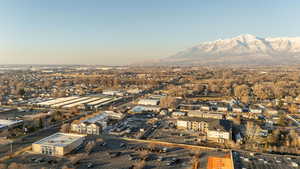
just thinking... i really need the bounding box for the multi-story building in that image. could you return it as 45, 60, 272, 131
177, 117, 232, 143
71, 111, 124, 135
177, 117, 216, 133
71, 122, 103, 135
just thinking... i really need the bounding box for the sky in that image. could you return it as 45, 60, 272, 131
0, 0, 300, 65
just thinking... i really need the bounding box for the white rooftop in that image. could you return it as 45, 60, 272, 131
83, 114, 108, 123
33, 133, 85, 147
0, 119, 23, 129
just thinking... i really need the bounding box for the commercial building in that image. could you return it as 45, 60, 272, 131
32, 133, 86, 156
172, 111, 187, 118
138, 99, 160, 106
103, 111, 125, 119
249, 105, 263, 114
129, 106, 161, 113
215, 103, 230, 112
127, 88, 142, 94
232, 105, 243, 113
179, 103, 211, 111
200, 104, 211, 111
187, 111, 224, 119
102, 90, 124, 96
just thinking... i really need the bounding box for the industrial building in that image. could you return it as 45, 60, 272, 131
0, 119, 23, 131
36, 96, 79, 107
32, 133, 86, 156
36, 95, 122, 110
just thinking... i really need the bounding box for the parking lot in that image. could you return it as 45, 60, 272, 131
3, 136, 232, 169
233, 150, 300, 169
109, 112, 159, 139
147, 117, 224, 149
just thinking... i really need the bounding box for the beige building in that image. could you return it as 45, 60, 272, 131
177, 117, 232, 143
177, 117, 214, 133
71, 111, 124, 135
32, 133, 86, 156
71, 122, 102, 135
249, 105, 263, 114
207, 130, 231, 143
232, 105, 243, 113
187, 111, 223, 119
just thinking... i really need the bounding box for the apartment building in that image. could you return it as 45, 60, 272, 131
177, 117, 232, 143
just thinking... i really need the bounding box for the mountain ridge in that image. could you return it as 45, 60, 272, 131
150, 34, 300, 66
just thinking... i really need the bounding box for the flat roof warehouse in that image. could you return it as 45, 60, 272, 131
0, 119, 23, 130
33, 133, 85, 147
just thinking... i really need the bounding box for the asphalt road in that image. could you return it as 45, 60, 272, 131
0, 112, 86, 158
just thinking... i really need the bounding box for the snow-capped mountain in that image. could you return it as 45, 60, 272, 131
161, 34, 300, 65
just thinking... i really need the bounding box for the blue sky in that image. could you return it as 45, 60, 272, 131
0, 0, 299, 65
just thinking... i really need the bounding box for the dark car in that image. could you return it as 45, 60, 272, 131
87, 162, 93, 168
108, 151, 121, 158
120, 143, 126, 148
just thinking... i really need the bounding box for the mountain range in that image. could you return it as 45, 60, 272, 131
146, 34, 300, 66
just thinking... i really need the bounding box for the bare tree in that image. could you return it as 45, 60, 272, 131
60, 123, 71, 133
85, 141, 96, 154
160, 96, 176, 108
134, 160, 146, 169
7, 163, 28, 169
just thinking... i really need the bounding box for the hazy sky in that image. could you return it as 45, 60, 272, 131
0, 0, 300, 65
